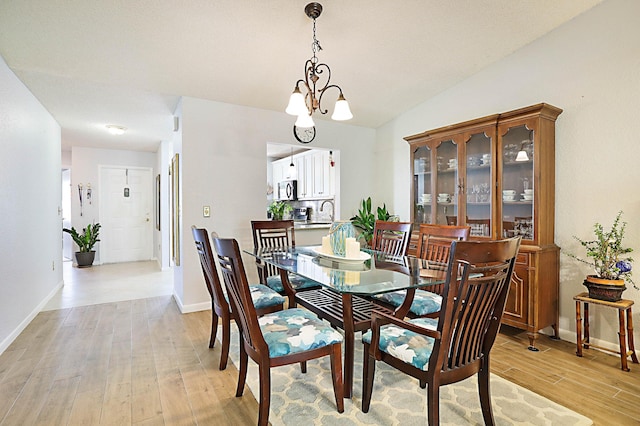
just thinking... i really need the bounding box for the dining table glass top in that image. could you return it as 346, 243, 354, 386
244, 245, 447, 296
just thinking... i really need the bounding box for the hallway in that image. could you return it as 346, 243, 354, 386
43, 260, 173, 311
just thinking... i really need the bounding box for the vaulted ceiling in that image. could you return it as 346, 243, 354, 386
0, 1, 602, 152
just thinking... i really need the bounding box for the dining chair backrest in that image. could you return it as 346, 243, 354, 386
371, 220, 413, 256
432, 237, 521, 374
191, 226, 227, 312
212, 237, 267, 355
415, 224, 471, 266
251, 220, 296, 283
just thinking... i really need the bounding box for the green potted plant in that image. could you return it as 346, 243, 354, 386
565, 211, 636, 301
350, 197, 391, 247
268, 201, 292, 221
63, 222, 101, 267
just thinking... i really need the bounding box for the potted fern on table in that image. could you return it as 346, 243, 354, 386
63, 222, 101, 267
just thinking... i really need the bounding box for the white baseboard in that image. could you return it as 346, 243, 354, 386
0, 279, 64, 354
172, 292, 211, 314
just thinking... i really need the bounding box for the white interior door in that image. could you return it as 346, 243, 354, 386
100, 166, 153, 263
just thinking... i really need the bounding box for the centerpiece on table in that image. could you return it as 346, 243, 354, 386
565, 211, 636, 301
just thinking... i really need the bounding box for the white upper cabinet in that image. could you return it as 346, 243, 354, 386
312, 150, 331, 198
270, 149, 334, 200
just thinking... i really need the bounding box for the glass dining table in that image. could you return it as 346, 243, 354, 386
244, 245, 447, 398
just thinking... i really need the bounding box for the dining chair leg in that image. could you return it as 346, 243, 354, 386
236, 345, 248, 397
361, 342, 374, 413
419, 379, 426, 389
258, 363, 271, 426
210, 311, 218, 348
300, 361, 307, 373
427, 381, 440, 426
329, 343, 345, 413
478, 359, 495, 426
219, 314, 231, 370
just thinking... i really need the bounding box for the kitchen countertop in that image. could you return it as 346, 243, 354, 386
294, 221, 332, 230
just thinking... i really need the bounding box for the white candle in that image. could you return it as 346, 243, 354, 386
345, 238, 360, 259
345, 271, 360, 285
321, 236, 332, 254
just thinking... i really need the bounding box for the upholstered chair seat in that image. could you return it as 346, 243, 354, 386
259, 308, 343, 357
265, 274, 319, 293
373, 290, 442, 317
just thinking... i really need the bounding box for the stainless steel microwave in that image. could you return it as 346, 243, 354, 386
278, 180, 298, 201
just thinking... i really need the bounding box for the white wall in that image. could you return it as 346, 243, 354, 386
378, 0, 640, 348
177, 96, 375, 312
0, 55, 62, 353
69, 146, 157, 264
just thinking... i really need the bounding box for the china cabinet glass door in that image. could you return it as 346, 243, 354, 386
464, 132, 492, 237
501, 125, 534, 240
413, 145, 432, 225
435, 140, 457, 225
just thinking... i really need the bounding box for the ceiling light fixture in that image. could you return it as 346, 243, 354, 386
106, 125, 127, 135
285, 2, 352, 131
289, 148, 296, 176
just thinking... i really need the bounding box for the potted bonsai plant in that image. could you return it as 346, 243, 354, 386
565, 211, 636, 301
268, 201, 292, 220
63, 222, 101, 267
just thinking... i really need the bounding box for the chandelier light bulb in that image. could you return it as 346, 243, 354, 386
331, 94, 353, 121
286, 87, 307, 116
295, 113, 315, 128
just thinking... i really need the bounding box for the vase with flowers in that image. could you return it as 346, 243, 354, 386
565, 211, 636, 301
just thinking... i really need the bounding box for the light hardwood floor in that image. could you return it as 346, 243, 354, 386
1, 261, 639, 425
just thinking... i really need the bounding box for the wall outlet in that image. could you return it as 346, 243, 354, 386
203, 206, 210, 217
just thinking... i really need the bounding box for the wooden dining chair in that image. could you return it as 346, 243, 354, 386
370, 220, 413, 256
373, 224, 470, 317
467, 217, 491, 237
362, 237, 521, 425
251, 220, 319, 306
191, 226, 285, 370
212, 236, 344, 426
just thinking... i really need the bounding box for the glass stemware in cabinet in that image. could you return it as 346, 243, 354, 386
501, 125, 534, 240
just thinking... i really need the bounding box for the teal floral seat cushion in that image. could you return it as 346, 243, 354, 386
362, 317, 438, 371
259, 308, 343, 358
372, 289, 442, 316
265, 273, 318, 293
225, 284, 285, 310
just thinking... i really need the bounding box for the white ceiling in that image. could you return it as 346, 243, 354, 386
0, 1, 603, 153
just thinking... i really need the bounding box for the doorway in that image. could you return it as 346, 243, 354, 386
99, 166, 153, 263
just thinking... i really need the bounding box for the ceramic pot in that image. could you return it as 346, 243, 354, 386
583, 275, 626, 302
75, 251, 96, 268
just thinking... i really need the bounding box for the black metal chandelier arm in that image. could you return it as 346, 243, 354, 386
317, 83, 343, 115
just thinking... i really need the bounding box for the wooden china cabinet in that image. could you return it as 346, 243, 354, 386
405, 103, 563, 350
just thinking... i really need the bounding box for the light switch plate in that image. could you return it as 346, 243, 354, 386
203, 206, 210, 217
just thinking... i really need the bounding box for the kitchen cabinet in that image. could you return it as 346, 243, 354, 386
405, 103, 563, 350
270, 149, 333, 201
312, 150, 331, 198
296, 153, 314, 199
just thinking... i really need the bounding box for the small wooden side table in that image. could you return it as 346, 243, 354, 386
574, 292, 639, 371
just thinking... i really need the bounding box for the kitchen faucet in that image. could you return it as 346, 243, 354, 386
320, 199, 335, 222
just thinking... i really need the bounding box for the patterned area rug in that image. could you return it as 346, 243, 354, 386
226, 325, 592, 426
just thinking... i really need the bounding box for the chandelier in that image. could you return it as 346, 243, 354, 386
285, 2, 353, 129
